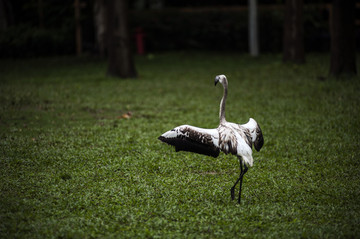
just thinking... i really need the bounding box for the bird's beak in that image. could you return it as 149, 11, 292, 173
214, 76, 220, 86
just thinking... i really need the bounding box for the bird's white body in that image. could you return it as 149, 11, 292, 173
161, 118, 260, 167
219, 121, 254, 167
158, 75, 263, 203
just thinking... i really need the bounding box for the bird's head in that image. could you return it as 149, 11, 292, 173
214, 74, 227, 86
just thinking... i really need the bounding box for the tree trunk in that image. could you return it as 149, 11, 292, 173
248, 0, 259, 57
106, 0, 137, 78
329, 0, 357, 77
0, 0, 13, 30
283, 0, 305, 64
94, 0, 106, 57
74, 0, 82, 56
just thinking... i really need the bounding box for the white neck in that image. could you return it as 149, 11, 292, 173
219, 80, 228, 124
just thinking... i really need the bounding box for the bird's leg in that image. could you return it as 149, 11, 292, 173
231, 159, 244, 200
238, 163, 248, 204
231, 177, 240, 200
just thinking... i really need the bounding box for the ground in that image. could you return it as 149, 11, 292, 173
0, 52, 359, 238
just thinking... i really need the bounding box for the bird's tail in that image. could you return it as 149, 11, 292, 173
241, 118, 264, 152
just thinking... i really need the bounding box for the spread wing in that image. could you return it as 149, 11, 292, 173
158, 125, 220, 158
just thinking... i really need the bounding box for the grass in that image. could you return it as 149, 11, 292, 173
0, 52, 360, 238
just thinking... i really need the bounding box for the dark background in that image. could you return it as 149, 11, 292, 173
0, 0, 359, 57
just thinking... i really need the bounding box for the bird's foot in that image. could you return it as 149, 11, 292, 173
230, 187, 235, 200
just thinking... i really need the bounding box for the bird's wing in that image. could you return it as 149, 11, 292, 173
240, 118, 264, 152
158, 125, 220, 158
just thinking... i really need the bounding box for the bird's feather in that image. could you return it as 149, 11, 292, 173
158, 125, 220, 158
254, 125, 264, 152
240, 118, 264, 152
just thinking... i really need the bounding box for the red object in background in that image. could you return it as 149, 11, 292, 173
135, 27, 145, 55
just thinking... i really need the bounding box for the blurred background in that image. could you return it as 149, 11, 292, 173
0, 0, 359, 58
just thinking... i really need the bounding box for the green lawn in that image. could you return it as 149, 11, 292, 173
0, 52, 359, 238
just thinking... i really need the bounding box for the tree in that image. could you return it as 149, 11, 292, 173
74, 0, 83, 56
105, 0, 137, 78
248, 0, 259, 57
329, 0, 357, 77
283, 0, 305, 63
0, 0, 13, 30
94, 0, 106, 57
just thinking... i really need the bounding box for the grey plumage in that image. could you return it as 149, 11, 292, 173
158, 126, 220, 158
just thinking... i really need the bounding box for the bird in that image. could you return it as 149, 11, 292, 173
158, 75, 264, 204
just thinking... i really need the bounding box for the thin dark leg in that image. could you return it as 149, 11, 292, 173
231, 176, 241, 200
231, 159, 244, 200
238, 164, 248, 204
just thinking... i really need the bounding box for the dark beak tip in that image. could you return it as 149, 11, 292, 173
214, 76, 219, 86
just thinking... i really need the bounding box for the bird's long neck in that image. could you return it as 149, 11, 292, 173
219, 81, 228, 124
